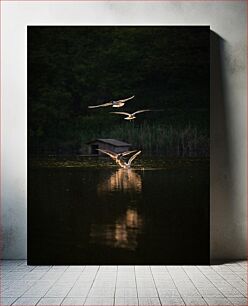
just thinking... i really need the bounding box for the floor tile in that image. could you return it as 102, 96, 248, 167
12, 297, 40, 305
137, 287, 158, 297
37, 297, 64, 305
22, 281, 53, 297
117, 274, 136, 280
49, 266, 69, 272
115, 288, 137, 298
32, 266, 52, 272
177, 288, 201, 297
115, 297, 138, 305
116, 280, 136, 287
182, 297, 207, 305
228, 297, 248, 305
2, 289, 29, 298
154, 280, 175, 288
99, 266, 117, 272
118, 266, 135, 272
136, 279, 155, 287
85, 297, 114, 305
45, 284, 72, 297
88, 287, 115, 298
204, 297, 233, 305
66, 266, 85, 272
197, 287, 224, 297
157, 288, 180, 297
218, 286, 245, 297
67, 285, 91, 297
160, 297, 185, 305
138, 297, 161, 305
61, 297, 86, 305
22, 272, 45, 281
0, 297, 18, 305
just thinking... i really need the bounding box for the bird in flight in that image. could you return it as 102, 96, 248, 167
97, 149, 137, 161
88, 95, 135, 109
97, 149, 141, 169
110, 109, 162, 121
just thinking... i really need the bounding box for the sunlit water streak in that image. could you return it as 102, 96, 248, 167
90, 208, 143, 250
90, 169, 143, 250
97, 168, 142, 193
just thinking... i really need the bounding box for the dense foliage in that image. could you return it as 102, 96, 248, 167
28, 26, 209, 156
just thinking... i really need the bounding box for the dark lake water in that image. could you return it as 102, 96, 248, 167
28, 159, 209, 265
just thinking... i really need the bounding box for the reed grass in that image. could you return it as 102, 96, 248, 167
81, 123, 209, 157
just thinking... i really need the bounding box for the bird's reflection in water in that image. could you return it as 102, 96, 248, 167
90, 208, 143, 250
91, 169, 143, 250
97, 168, 142, 193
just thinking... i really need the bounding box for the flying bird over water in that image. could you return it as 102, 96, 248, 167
88, 95, 135, 109
118, 150, 141, 169
97, 149, 137, 161
110, 109, 163, 120
97, 149, 141, 169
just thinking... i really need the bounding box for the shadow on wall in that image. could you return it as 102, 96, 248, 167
210, 31, 245, 263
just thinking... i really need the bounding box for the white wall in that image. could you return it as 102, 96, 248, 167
2, 1, 246, 260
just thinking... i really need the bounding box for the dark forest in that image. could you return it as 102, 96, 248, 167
28, 26, 209, 156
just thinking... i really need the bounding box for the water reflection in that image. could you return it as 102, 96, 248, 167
29, 161, 210, 263
90, 208, 143, 250
90, 169, 143, 250
97, 168, 142, 193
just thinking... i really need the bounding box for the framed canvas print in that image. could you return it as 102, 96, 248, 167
28, 26, 209, 264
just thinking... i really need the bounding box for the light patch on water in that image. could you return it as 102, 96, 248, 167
89, 208, 143, 251
97, 169, 142, 193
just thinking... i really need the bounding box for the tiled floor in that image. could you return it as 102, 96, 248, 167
1, 261, 247, 305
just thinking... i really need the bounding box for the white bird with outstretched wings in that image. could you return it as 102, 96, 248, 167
125, 150, 141, 168
88, 95, 135, 109
97, 148, 141, 169
110, 109, 161, 120
97, 148, 136, 159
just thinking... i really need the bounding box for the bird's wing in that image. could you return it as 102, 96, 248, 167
132, 109, 152, 115
127, 150, 141, 166
110, 112, 130, 116
119, 95, 135, 103
97, 149, 117, 159
121, 150, 138, 156
88, 102, 112, 108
